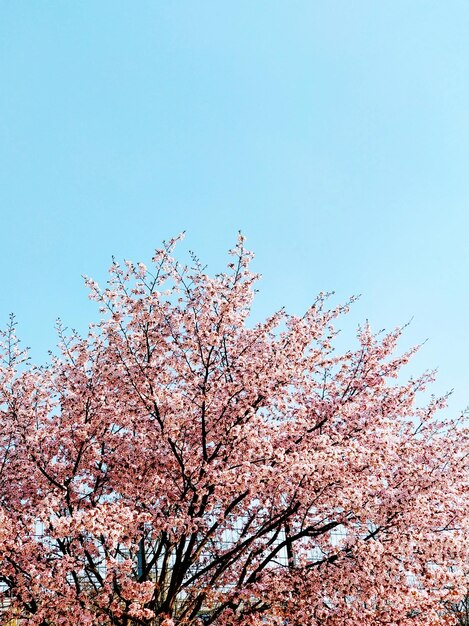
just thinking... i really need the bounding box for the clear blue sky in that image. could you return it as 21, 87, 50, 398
1, 2, 468, 413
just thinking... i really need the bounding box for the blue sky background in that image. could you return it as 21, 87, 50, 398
1, 1, 468, 413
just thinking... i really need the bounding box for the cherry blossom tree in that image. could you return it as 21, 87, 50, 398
0, 234, 467, 626
446, 589, 469, 625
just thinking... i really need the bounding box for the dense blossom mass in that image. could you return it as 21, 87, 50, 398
0, 235, 467, 625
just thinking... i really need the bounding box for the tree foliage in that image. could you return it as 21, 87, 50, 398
0, 235, 467, 625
